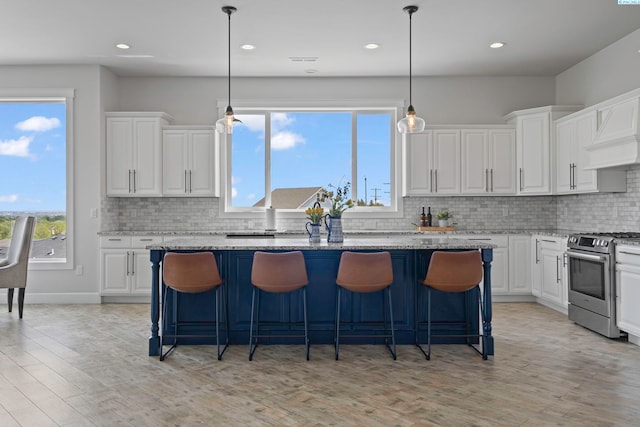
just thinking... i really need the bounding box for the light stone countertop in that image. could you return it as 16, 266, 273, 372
147, 235, 496, 251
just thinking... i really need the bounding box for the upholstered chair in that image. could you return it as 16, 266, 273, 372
0, 216, 36, 319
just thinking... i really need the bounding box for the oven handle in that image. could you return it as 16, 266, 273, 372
565, 250, 608, 262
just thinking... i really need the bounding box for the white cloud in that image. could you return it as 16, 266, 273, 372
231, 187, 238, 198
271, 131, 305, 150
0, 136, 32, 157
15, 116, 61, 132
246, 193, 256, 200
236, 115, 265, 132
272, 113, 294, 132
0, 194, 18, 203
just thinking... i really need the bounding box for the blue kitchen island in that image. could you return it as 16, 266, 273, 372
147, 235, 494, 357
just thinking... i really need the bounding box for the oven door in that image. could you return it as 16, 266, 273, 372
566, 249, 612, 317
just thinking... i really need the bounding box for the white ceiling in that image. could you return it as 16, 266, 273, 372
3, 0, 640, 78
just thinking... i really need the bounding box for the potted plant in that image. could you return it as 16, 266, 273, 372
436, 209, 452, 227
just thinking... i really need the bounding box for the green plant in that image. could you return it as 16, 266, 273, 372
325, 182, 354, 217
436, 209, 452, 220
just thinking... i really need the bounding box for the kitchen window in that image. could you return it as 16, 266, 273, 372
0, 89, 74, 269
219, 101, 403, 218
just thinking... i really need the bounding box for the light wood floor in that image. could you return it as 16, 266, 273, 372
1, 303, 639, 426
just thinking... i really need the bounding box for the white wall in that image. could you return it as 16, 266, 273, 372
556, 28, 640, 106
115, 75, 556, 124
0, 65, 103, 303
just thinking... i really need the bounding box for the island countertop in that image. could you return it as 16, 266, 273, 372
147, 235, 496, 251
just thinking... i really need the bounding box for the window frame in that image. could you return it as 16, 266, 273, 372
218, 99, 404, 219
0, 88, 75, 270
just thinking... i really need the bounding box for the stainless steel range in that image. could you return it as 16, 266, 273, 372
566, 232, 640, 338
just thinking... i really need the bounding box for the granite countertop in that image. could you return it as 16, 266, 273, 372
147, 235, 496, 251
99, 229, 574, 238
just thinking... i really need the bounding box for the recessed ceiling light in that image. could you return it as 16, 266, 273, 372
490, 42, 505, 49
115, 43, 131, 50
365, 43, 380, 50
241, 44, 256, 50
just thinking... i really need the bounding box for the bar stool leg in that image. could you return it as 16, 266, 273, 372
386, 287, 397, 360
335, 287, 342, 360
426, 287, 432, 360
303, 287, 310, 360
249, 287, 258, 360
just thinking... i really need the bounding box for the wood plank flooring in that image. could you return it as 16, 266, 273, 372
1, 302, 639, 426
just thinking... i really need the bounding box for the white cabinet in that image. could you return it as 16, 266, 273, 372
454, 235, 508, 294
461, 128, 516, 194
505, 106, 580, 195
100, 235, 162, 296
163, 126, 218, 196
531, 234, 568, 310
106, 112, 172, 196
508, 235, 531, 294
554, 110, 626, 194
403, 130, 460, 195
615, 245, 640, 345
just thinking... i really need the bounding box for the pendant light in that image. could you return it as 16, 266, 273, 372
397, 5, 425, 134
217, 5, 242, 134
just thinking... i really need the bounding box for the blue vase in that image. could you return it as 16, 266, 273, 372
324, 215, 343, 243
305, 222, 321, 243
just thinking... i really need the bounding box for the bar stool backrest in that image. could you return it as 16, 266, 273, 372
163, 252, 222, 293
424, 251, 482, 293
336, 251, 393, 293
251, 251, 308, 293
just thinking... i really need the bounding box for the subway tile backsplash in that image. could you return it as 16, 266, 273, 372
101, 165, 640, 233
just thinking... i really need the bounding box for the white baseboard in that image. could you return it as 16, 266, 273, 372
493, 295, 536, 303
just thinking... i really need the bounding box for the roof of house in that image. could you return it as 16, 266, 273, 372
253, 187, 324, 209
0, 235, 67, 260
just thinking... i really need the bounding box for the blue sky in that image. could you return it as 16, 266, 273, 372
232, 111, 391, 207
0, 102, 66, 212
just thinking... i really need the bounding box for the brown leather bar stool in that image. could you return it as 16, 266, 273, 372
160, 252, 228, 361
335, 251, 396, 360
249, 251, 310, 361
416, 250, 487, 360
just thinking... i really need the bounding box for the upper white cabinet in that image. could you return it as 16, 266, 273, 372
403, 129, 460, 195
106, 112, 173, 196
505, 106, 580, 195
461, 128, 516, 194
554, 110, 626, 194
163, 126, 218, 197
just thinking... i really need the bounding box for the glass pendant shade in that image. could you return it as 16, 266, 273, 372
397, 105, 425, 133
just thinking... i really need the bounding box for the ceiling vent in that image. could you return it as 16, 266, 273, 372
288, 57, 318, 63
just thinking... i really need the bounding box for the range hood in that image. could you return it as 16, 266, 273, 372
586, 94, 640, 169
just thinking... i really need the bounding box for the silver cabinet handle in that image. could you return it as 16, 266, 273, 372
541, 239, 555, 243
429, 169, 433, 193
189, 170, 193, 193
485, 169, 489, 192
108, 238, 122, 241
618, 251, 640, 256
490, 169, 494, 192
140, 238, 153, 242
128, 170, 132, 193
535, 239, 540, 264
184, 170, 188, 193
132, 170, 137, 193
131, 251, 135, 275
126, 251, 130, 276
434, 170, 438, 192
556, 255, 561, 283
519, 168, 524, 191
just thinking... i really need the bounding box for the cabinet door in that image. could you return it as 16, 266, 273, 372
131, 250, 152, 294
518, 112, 551, 194
132, 118, 162, 196
432, 130, 460, 194
509, 235, 531, 294
101, 250, 130, 294
489, 129, 516, 194
574, 112, 598, 192
106, 118, 133, 196
189, 129, 217, 196
555, 120, 574, 194
617, 263, 640, 336
403, 132, 433, 195
163, 130, 189, 195
540, 247, 563, 306
455, 235, 507, 294
461, 129, 489, 194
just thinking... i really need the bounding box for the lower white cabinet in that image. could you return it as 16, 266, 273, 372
100, 236, 162, 296
615, 245, 640, 345
531, 234, 568, 310
508, 235, 531, 294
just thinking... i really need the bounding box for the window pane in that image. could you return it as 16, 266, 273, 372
231, 114, 265, 207
0, 102, 66, 260
357, 113, 391, 206
270, 112, 351, 209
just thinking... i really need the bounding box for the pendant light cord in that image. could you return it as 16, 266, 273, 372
227, 9, 231, 108
408, 8, 413, 108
